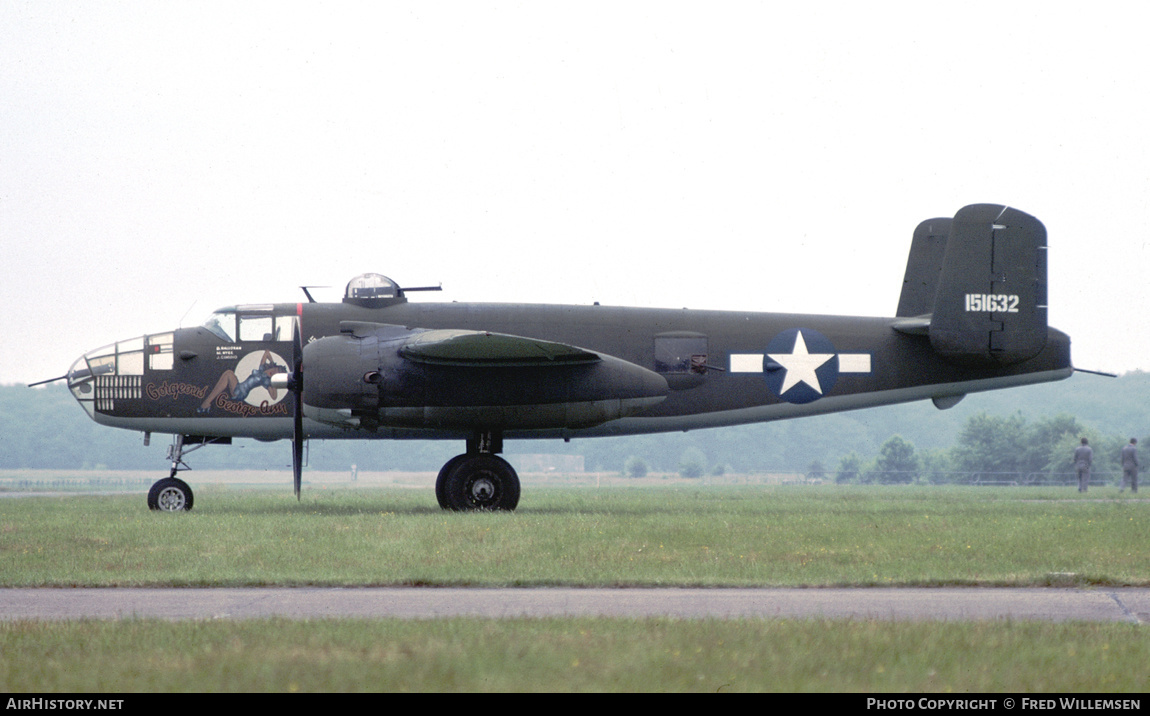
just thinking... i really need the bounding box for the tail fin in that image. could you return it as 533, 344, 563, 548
896, 216, 951, 318
898, 204, 1048, 366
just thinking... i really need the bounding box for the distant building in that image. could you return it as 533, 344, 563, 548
507, 454, 585, 473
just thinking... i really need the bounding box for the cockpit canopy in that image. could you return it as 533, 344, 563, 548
343, 273, 405, 308
201, 306, 296, 343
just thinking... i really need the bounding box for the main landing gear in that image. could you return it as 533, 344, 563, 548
435, 432, 521, 511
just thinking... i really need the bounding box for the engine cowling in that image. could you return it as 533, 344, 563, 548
300, 322, 668, 431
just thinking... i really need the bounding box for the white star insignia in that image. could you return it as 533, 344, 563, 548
768, 330, 834, 394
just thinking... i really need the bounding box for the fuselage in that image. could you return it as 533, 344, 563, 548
66, 296, 1073, 443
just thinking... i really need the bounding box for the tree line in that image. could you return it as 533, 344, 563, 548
824, 412, 1143, 485
3, 369, 1147, 477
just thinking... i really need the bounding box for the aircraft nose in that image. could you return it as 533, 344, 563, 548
66, 334, 155, 418
66, 352, 98, 417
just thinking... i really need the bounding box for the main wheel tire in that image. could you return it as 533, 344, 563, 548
435, 454, 470, 509
147, 477, 194, 512
443, 454, 520, 511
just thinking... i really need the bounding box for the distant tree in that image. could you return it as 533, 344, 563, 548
949, 411, 1117, 483
678, 447, 707, 478
835, 453, 862, 484
875, 435, 918, 483
1023, 413, 1086, 474
950, 412, 1028, 477
916, 447, 954, 484
807, 459, 826, 481
624, 455, 649, 478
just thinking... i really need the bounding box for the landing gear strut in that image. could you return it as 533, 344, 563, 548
435, 431, 520, 511
146, 435, 226, 512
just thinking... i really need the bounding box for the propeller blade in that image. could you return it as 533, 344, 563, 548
293, 406, 303, 500
291, 321, 304, 500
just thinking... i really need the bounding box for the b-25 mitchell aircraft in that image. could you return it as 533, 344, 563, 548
56, 204, 1072, 512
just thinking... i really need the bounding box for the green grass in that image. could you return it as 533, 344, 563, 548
3, 618, 1148, 692
1, 484, 1146, 587
4, 484, 1148, 693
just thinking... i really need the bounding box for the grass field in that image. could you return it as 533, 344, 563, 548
1, 483, 1147, 587
2, 482, 1148, 692
3, 618, 1148, 692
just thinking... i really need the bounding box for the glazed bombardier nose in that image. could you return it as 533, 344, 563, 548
66, 332, 177, 419
66, 351, 101, 418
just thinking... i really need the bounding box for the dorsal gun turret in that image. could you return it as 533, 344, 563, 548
341, 274, 442, 308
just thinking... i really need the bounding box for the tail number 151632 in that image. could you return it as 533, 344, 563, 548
965, 293, 1020, 313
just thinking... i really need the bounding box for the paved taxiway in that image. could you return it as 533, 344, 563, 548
2, 587, 1147, 622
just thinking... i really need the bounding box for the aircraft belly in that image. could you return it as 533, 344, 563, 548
91, 415, 295, 440
545, 366, 1075, 438
305, 396, 665, 432
87, 363, 1072, 442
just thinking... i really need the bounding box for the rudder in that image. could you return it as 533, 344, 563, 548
927, 204, 1048, 366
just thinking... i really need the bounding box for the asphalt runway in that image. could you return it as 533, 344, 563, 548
2, 587, 1148, 622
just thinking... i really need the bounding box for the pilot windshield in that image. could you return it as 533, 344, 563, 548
202, 311, 236, 342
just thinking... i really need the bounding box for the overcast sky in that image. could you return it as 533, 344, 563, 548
3, 1, 1149, 386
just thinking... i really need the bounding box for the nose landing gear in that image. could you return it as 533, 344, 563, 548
146, 435, 228, 512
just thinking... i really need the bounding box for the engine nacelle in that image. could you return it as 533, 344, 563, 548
301, 323, 668, 431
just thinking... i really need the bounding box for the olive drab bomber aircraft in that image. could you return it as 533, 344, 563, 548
51, 204, 1074, 512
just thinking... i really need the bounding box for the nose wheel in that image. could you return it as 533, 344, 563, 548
147, 477, 194, 512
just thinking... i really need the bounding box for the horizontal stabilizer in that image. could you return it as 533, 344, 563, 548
891, 315, 931, 335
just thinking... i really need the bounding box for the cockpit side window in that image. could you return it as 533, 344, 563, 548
272, 315, 298, 341
238, 314, 274, 342
203, 306, 296, 344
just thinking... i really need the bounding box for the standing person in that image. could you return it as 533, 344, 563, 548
1121, 438, 1139, 493
1073, 438, 1093, 493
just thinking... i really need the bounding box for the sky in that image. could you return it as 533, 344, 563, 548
3, 1, 1149, 386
